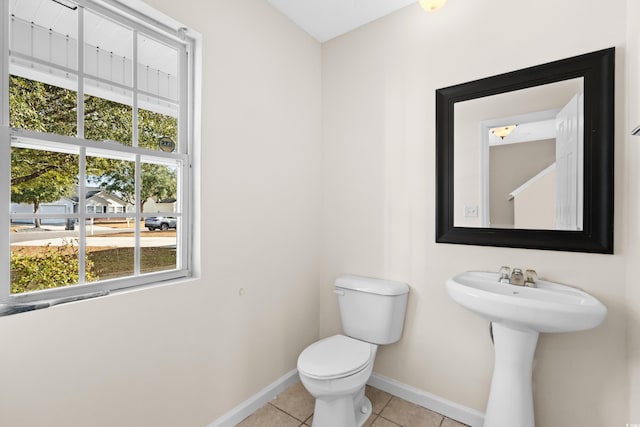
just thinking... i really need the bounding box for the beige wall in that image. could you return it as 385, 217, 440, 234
513, 167, 556, 230
0, 0, 322, 425
320, 1, 630, 427
1, 1, 638, 426
489, 140, 555, 228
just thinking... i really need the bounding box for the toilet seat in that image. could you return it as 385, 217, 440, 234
298, 335, 372, 380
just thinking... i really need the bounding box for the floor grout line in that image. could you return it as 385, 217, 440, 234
267, 402, 308, 424
377, 393, 393, 416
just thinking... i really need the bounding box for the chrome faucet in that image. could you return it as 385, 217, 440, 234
498, 266, 537, 287
510, 268, 525, 286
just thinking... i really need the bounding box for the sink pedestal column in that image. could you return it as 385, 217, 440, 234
484, 323, 539, 427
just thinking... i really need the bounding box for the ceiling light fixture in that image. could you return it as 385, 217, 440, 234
419, 0, 448, 12
491, 125, 518, 139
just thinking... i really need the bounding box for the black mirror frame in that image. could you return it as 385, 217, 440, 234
435, 48, 615, 254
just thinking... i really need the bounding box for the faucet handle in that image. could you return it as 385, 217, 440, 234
524, 269, 537, 287
499, 266, 511, 283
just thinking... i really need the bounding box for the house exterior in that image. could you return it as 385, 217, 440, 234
83, 190, 135, 214
144, 197, 177, 213
11, 188, 134, 225
10, 198, 75, 225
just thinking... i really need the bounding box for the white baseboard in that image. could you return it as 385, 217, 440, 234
367, 373, 485, 427
208, 369, 300, 427
208, 369, 484, 427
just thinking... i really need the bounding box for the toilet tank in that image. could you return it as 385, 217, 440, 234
335, 275, 409, 345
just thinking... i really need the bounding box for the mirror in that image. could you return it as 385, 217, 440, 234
436, 48, 614, 253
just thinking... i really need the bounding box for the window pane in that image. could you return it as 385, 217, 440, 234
84, 10, 132, 87
138, 108, 178, 151
9, 75, 77, 136
86, 221, 135, 281
83, 10, 134, 145
85, 154, 137, 282
138, 33, 179, 152
10, 0, 79, 71
9, 0, 79, 129
10, 218, 87, 294
11, 146, 79, 213
141, 221, 177, 273
140, 162, 178, 214
84, 90, 133, 145
10, 145, 82, 294
141, 160, 179, 273
138, 34, 177, 101
86, 158, 137, 213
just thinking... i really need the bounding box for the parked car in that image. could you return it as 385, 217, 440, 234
145, 216, 177, 231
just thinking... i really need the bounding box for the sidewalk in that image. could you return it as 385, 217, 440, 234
11, 225, 176, 248
13, 236, 176, 248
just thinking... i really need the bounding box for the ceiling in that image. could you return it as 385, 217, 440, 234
267, 0, 417, 43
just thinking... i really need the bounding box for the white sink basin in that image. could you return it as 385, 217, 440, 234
446, 271, 606, 333
446, 270, 607, 427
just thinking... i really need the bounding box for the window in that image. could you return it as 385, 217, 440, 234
1, 0, 197, 305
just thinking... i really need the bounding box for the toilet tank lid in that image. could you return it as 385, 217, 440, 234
335, 274, 409, 296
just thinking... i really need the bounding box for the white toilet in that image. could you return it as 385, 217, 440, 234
297, 274, 409, 427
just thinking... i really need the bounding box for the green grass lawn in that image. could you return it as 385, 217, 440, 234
10, 245, 177, 293
90, 246, 177, 280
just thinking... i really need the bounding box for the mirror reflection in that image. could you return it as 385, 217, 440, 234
454, 78, 583, 230
436, 48, 614, 253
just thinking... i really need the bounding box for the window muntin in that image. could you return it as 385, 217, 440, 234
2, 0, 194, 303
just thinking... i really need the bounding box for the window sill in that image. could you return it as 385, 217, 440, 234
0, 275, 199, 317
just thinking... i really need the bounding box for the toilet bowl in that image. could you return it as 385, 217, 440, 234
298, 335, 378, 427
297, 275, 409, 427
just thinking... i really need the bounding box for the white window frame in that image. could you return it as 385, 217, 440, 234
0, 0, 200, 307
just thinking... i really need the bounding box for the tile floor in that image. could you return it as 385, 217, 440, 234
237, 381, 470, 427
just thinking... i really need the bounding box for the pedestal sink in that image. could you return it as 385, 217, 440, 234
446, 271, 607, 427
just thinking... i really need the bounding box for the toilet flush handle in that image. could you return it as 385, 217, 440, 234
334, 289, 345, 296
